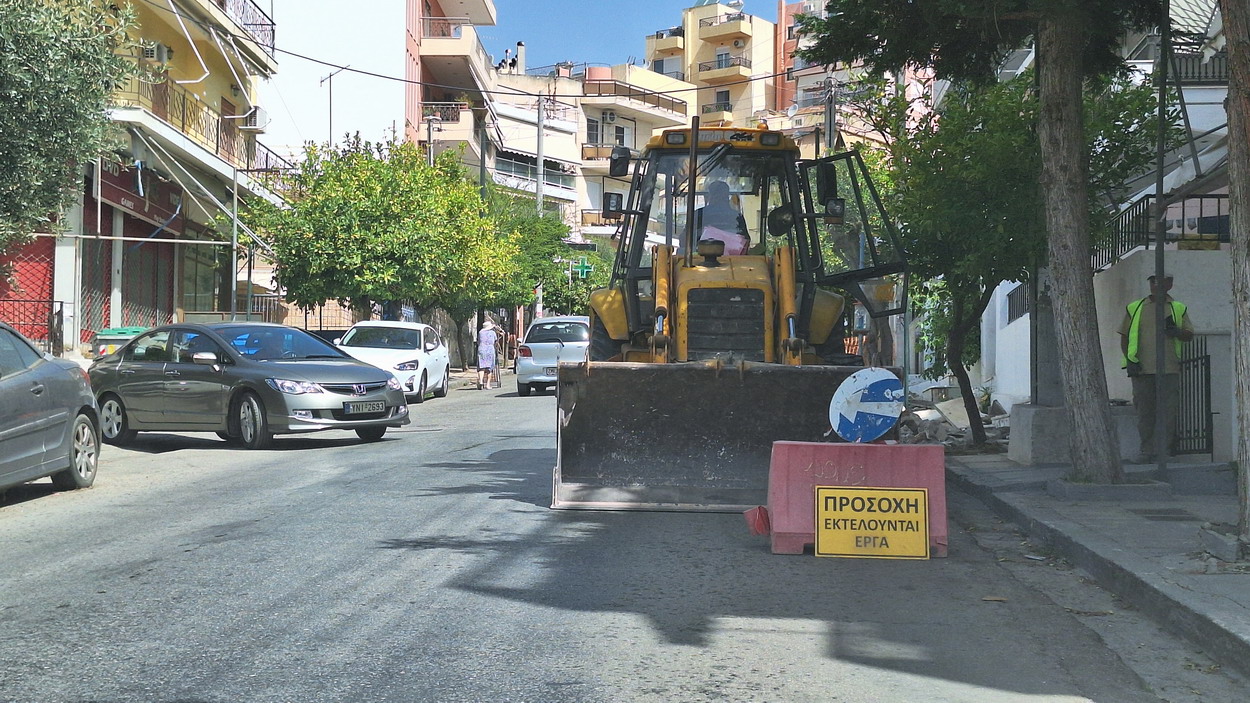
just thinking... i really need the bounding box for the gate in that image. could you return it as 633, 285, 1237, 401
1176, 336, 1213, 455
0, 299, 64, 354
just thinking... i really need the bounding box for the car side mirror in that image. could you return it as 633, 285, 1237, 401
608, 146, 632, 177
767, 205, 795, 236
333, 337, 342, 345
424, 340, 438, 351
192, 351, 218, 366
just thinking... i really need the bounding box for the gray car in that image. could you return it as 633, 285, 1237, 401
515, 316, 590, 396
88, 322, 409, 448
0, 322, 100, 493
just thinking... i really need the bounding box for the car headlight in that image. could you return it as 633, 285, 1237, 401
266, 378, 324, 395
394, 360, 420, 371
387, 377, 402, 390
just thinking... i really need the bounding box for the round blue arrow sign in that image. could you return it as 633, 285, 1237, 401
828, 368, 905, 443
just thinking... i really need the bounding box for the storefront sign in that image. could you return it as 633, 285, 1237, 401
95, 161, 183, 234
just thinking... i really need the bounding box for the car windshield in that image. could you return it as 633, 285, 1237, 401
341, 327, 422, 349
217, 325, 348, 362
526, 322, 589, 344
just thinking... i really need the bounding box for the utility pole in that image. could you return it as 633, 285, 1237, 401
536, 95, 545, 214
478, 112, 489, 204
823, 70, 837, 155
425, 115, 442, 167
230, 164, 238, 320
319, 65, 350, 145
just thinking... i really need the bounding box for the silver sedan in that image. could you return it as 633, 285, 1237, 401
0, 322, 100, 492
88, 322, 409, 448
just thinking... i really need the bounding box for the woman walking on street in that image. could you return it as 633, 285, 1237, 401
477, 319, 500, 390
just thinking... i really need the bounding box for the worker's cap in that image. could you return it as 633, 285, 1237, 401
1147, 272, 1174, 281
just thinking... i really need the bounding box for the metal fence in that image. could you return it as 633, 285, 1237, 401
0, 299, 64, 354
1006, 283, 1030, 323
221, 0, 276, 54
1176, 336, 1213, 455
1094, 194, 1229, 271
581, 80, 687, 115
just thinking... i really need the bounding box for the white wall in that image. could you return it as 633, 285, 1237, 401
981, 280, 1031, 411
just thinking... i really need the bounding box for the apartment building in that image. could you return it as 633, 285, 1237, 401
0, 0, 288, 354
644, 0, 775, 128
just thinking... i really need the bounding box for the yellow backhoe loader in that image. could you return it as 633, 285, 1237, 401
554, 120, 907, 511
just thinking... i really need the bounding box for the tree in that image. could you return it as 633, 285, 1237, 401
243, 137, 519, 317
799, 0, 1160, 482
1220, 0, 1250, 542
865, 74, 1168, 446
0, 0, 137, 252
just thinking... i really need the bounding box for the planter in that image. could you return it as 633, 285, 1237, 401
1046, 478, 1174, 501
1199, 523, 1247, 563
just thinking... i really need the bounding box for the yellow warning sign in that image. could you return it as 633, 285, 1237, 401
815, 486, 930, 559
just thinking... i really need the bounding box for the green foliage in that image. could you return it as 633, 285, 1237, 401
242, 137, 519, 311
796, 1, 1159, 83
0, 0, 138, 251
481, 192, 570, 310
541, 244, 613, 316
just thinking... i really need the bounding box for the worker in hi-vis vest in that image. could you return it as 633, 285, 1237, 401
1117, 272, 1194, 463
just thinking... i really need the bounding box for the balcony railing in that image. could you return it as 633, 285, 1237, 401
581, 209, 622, 227
422, 102, 469, 122
652, 26, 684, 39
218, 0, 275, 55
495, 157, 575, 190
660, 70, 686, 81
112, 78, 290, 177
702, 101, 733, 114
582, 80, 687, 115
421, 16, 470, 38
1093, 194, 1230, 271
699, 12, 749, 27
1173, 53, 1228, 85
698, 56, 751, 72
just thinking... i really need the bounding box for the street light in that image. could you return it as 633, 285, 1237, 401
319, 65, 351, 145
425, 114, 443, 166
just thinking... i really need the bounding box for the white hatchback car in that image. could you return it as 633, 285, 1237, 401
336, 321, 451, 403
515, 316, 590, 397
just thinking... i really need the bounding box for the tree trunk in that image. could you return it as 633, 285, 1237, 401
946, 295, 988, 446
450, 314, 473, 371
1037, 13, 1124, 483
1220, 0, 1250, 539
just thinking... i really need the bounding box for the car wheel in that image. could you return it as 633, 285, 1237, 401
356, 426, 386, 442
99, 394, 136, 445
411, 372, 427, 404
237, 392, 272, 450
50, 413, 99, 490
518, 381, 532, 397
433, 366, 450, 398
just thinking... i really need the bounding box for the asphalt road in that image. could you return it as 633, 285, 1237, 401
0, 382, 1243, 702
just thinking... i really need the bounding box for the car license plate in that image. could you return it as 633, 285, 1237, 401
343, 400, 385, 414
545, 367, 558, 376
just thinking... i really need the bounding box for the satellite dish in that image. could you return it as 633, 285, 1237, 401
786, 103, 799, 118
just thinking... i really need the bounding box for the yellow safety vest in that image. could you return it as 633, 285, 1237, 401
1122, 298, 1186, 366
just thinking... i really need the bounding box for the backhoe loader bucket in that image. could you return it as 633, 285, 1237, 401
553, 361, 896, 511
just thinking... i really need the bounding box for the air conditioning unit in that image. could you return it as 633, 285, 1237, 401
733, 39, 746, 48
603, 110, 617, 124
142, 42, 172, 64
239, 105, 269, 132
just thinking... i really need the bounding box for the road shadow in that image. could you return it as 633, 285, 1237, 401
376, 448, 1153, 701
108, 432, 375, 455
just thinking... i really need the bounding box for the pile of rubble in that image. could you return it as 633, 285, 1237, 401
896, 383, 1010, 451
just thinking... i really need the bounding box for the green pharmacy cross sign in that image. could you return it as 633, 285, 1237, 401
572, 256, 595, 279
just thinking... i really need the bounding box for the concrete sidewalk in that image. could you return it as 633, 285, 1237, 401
947, 453, 1250, 678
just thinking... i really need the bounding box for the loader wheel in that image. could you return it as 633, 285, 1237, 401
590, 317, 619, 362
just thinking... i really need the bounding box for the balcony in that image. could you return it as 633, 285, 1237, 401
698, 55, 752, 84
1094, 194, 1230, 272
700, 102, 734, 124
420, 102, 481, 159
216, 0, 275, 56
1173, 53, 1228, 85
580, 79, 688, 122
649, 27, 685, 54
419, 18, 493, 92
494, 156, 578, 200
112, 78, 291, 175
698, 12, 752, 41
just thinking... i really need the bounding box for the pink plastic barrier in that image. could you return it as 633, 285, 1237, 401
760, 441, 948, 557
